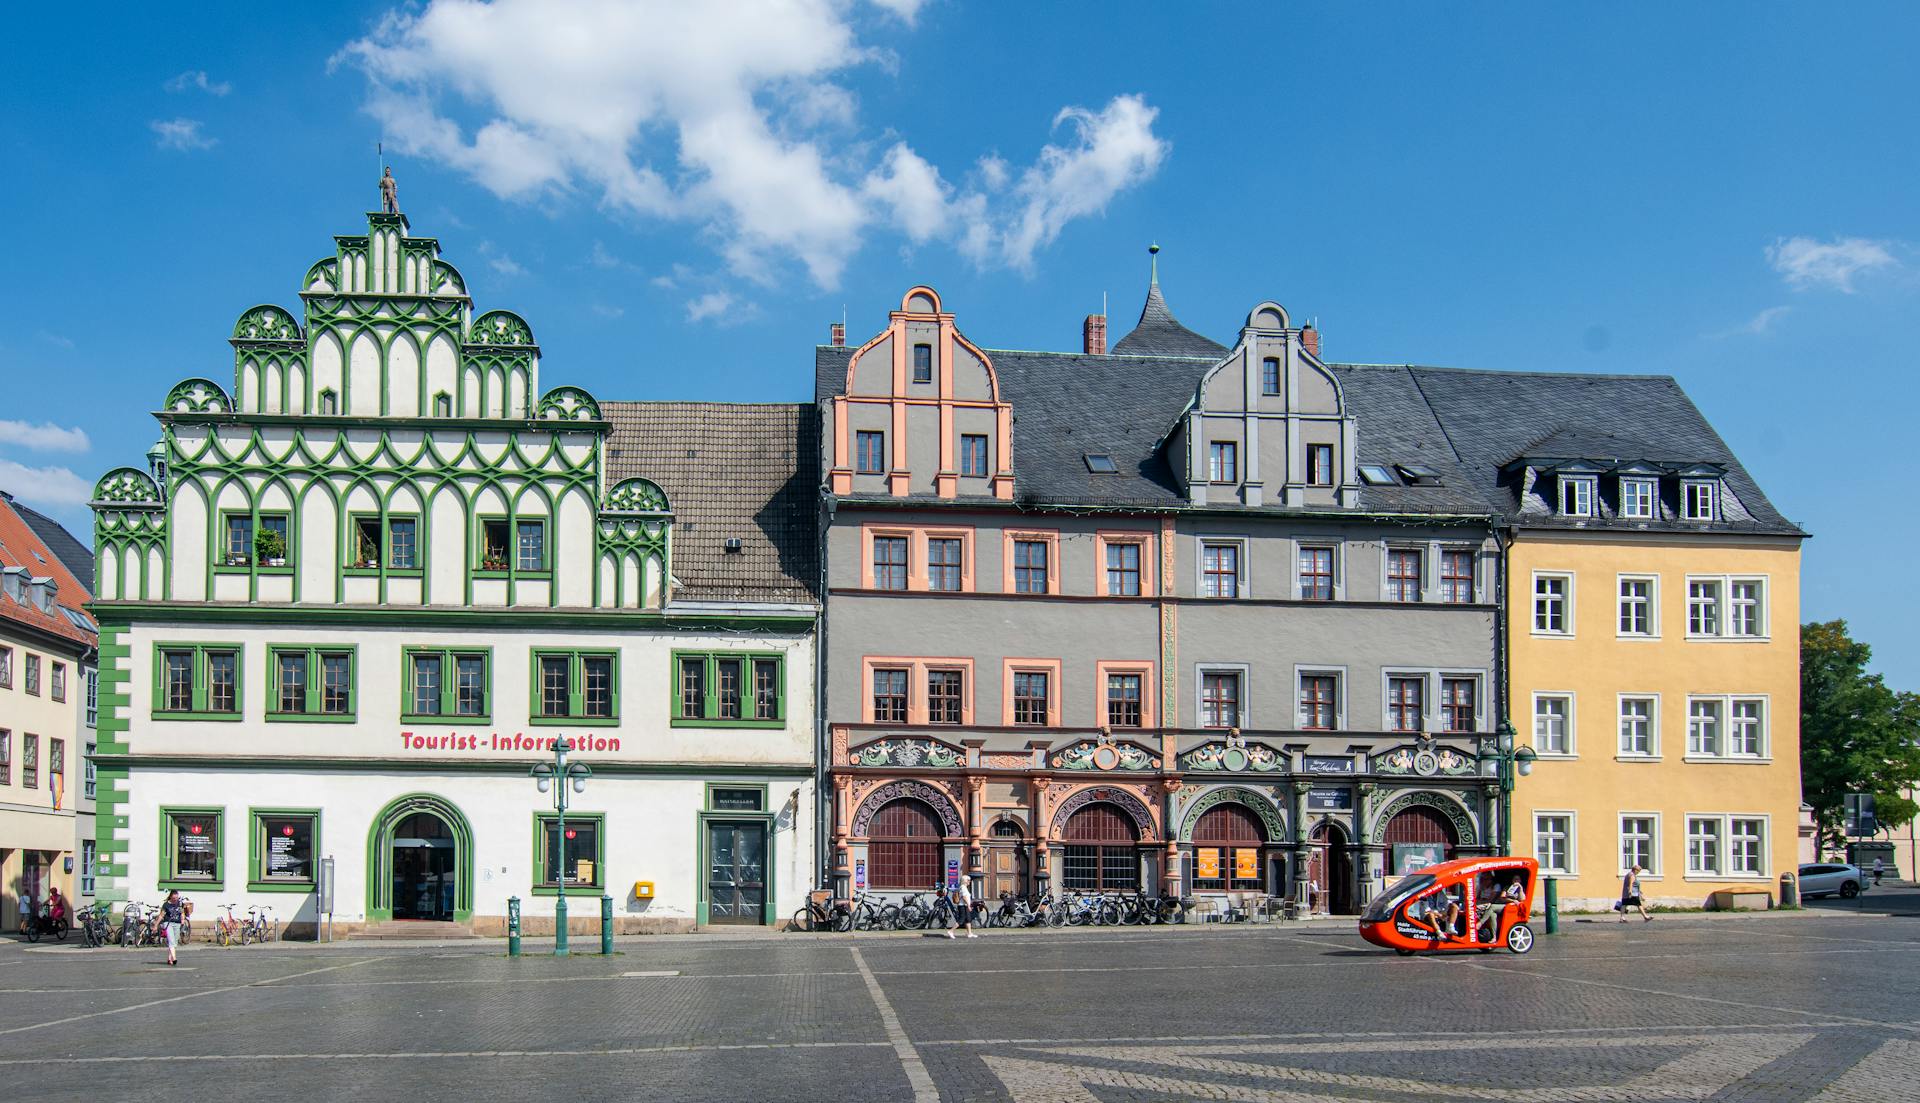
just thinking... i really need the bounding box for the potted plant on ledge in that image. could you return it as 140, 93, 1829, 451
255, 528, 288, 567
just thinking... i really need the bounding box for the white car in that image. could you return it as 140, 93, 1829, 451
1798, 862, 1865, 899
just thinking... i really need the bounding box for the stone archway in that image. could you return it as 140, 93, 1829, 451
850, 780, 964, 838
366, 793, 475, 923
1176, 785, 1287, 843
1050, 785, 1156, 841
1369, 790, 1479, 848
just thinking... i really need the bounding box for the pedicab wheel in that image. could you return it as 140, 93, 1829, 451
1506, 923, 1535, 954
1394, 948, 1415, 957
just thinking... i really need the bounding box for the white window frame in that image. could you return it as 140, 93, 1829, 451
1616, 574, 1659, 639
1293, 665, 1347, 732
80, 838, 97, 896
1380, 669, 1433, 734
1686, 696, 1724, 758
1293, 541, 1342, 602
1685, 577, 1724, 638
1618, 812, 1661, 878
1531, 691, 1576, 757
1619, 477, 1656, 520
1682, 694, 1771, 762
1681, 479, 1719, 522
1685, 813, 1770, 880
1617, 693, 1660, 760
1727, 578, 1768, 639
1532, 571, 1574, 636
1195, 535, 1251, 599
1558, 475, 1596, 518
1194, 663, 1252, 730
1533, 811, 1576, 875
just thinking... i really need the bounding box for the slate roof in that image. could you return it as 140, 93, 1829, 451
1110, 282, 1228, 358
13, 497, 95, 593
602, 402, 819, 605
1405, 366, 1803, 537
815, 348, 1494, 517
0, 491, 96, 649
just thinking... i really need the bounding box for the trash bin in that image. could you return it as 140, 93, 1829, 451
1778, 872, 1798, 908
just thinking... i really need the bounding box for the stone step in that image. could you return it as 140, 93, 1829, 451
351, 920, 483, 940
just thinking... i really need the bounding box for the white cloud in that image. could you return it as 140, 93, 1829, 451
151, 118, 217, 151
475, 240, 524, 276
1708, 305, 1791, 340
591, 303, 626, 318
336, 1, 1164, 287
685, 291, 735, 322
0, 420, 90, 453
36, 330, 74, 350
1767, 235, 1899, 293
165, 70, 232, 96
587, 241, 625, 270
0, 460, 93, 508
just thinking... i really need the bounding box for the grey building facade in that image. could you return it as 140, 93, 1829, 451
816, 276, 1502, 914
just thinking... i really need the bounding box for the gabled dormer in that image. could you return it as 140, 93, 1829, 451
827, 286, 1014, 500
1169, 300, 1356, 508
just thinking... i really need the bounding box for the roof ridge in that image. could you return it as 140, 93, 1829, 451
1386, 363, 1681, 384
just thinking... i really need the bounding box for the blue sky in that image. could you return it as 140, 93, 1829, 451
2, 2, 1915, 683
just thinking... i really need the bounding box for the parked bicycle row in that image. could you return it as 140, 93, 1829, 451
22, 898, 279, 948
793, 889, 1198, 932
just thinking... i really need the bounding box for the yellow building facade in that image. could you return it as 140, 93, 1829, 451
1509, 531, 1802, 909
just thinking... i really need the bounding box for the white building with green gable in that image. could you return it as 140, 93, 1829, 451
89, 208, 820, 935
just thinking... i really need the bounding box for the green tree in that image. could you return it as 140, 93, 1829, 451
1801, 620, 1920, 855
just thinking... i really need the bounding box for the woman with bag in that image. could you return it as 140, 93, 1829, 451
1618, 864, 1652, 922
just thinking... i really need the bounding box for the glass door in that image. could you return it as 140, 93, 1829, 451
706, 822, 767, 924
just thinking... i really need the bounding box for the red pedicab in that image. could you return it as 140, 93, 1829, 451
1358, 855, 1538, 955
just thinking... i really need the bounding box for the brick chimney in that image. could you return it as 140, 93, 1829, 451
829, 322, 846, 348
1083, 313, 1107, 355
1300, 324, 1320, 359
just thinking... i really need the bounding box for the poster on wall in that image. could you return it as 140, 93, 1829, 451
1234, 848, 1258, 879
854, 859, 867, 890
1197, 848, 1221, 879
1306, 787, 1352, 812
946, 858, 960, 891
1394, 843, 1448, 873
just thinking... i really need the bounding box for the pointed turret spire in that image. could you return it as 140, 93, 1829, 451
1110, 243, 1227, 358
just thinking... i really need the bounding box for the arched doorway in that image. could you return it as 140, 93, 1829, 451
1190, 803, 1267, 893
1383, 805, 1458, 875
986, 818, 1029, 900
868, 799, 943, 890
392, 812, 456, 921
367, 794, 474, 923
1307, 822, 1354, 915
1061, 802, 1140, 891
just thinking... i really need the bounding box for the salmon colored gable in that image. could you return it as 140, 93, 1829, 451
0, 494, 96, 647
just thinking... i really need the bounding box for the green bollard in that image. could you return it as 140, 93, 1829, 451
507, 896, 522, 957
601, 895, 614, 955
1544, 876, 1559, 935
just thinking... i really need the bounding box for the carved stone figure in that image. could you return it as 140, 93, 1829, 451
379, 167, 399, 213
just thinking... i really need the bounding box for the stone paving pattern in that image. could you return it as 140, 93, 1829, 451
1, 903, 1916, 1101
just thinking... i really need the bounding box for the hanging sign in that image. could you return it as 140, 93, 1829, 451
1234, 848, 1259, 879
1197, 848, 1221, 879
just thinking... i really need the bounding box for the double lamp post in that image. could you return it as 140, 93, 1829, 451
530, 736, 593, 956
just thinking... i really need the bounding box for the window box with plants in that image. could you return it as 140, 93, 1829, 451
254, 528, 289, 569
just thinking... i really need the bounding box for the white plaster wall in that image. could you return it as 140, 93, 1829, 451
122, 768, 813, 924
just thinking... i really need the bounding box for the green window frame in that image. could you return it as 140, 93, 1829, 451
265, 646, 357, 722
248, 808, 320, 892
531, 811, 606, 895
476, 515, 551, 576
401, 647, 492, 722
160, 806, 224, 891
529, 649, 619, 726
672, 651, 785, 728
215, 510, 292, 574
151, 643, 244, 721
346, 513, 422, 576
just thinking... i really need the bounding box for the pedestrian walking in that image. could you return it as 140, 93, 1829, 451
1872, 858, 1884, 887
943, 878, 977, 939
161, 889, 187, 965
1618, 864, 1652, 922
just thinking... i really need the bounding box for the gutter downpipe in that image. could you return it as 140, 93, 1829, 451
815, 489, 833, 897
1493, 519, 1513, 856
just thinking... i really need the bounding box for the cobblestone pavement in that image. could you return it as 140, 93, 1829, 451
1, 912, 1915, 1101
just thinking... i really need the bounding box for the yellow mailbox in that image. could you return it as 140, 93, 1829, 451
634, 881, 654, 899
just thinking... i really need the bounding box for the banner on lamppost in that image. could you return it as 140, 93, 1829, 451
1844, 793, 1878, 838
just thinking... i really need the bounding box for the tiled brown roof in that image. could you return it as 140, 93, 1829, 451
0, 492, 96, 649
602, 402, 820, 605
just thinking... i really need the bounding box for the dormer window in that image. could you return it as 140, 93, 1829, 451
1260, 357, 1280, 395
1683, 480, 1718, 521
1307, 444, 1334, 487
1559, 475, 1596, 517
912, 343, 933, 384
1620, 477, 1656, 519
1208, 441, 1238, 483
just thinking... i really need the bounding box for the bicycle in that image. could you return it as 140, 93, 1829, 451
79, 904, 113, 947
792, 892, 852, 933
214, 904, 244, 947
894, 892, 933, 931
245, 905, 277, 944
